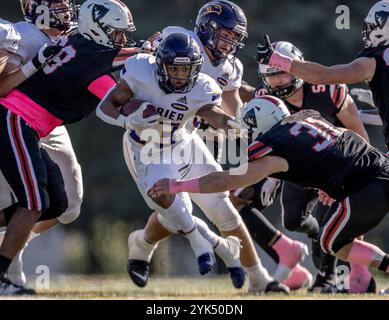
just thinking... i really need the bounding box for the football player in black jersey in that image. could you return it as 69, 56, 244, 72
150, 96, 389, 287
0, 0, 143, 295
0, 0, 82, 289
237, 41, 372, 293
257, 1, 389, 149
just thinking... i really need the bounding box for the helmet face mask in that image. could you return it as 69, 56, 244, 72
97, 23, 136, 48
156, 33, 204, 94
257, 41, 304, 100
195, 1, 247, 64
20, 0, 79, 32
260, 71, 302, 100
78, 0, 136, 48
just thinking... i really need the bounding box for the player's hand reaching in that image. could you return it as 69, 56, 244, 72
136, 32, 162, 53
32, 43, 62, 70
260, 177, 280, 207
256, 35, 275, 65
318, 190, 336, 207
148, 178, 175, 198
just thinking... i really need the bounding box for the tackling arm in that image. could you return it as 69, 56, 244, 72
149, 155, 288, 197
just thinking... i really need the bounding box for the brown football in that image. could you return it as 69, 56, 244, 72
120, 99, 157, 118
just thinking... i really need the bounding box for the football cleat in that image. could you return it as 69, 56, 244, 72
273, 238, 309, 282
7, 250, 26, 287
214, 236, 245, 289
198, 252, 215, 275
265, 281, 290, 294
227, 267, 246, 289
127, 259, 150, 288
0, 273, 35, 296
249, 280, 290, 295
308, 271, 338, 294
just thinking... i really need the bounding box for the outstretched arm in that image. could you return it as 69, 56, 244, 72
256, 35, 376, 85
148, 155, 288, 197
290, 58, 376, 85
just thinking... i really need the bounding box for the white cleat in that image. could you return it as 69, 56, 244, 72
0, 231, 26, 287
7, 250, 26, 287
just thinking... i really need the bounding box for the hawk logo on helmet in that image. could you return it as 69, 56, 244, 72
200, 4, 222, 17
375, 10, 389, 29
91, 4, 109, 23
243, 107, 258, 128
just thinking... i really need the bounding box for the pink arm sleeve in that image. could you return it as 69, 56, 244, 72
88, 74, 116, 99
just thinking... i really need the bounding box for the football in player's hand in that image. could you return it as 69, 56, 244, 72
120, 99, 157, 118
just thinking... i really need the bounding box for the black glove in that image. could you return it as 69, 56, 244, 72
31, 44, 62, 70
256, 35, 275, 64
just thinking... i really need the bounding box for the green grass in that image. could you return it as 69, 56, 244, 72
5, 274, 389, 300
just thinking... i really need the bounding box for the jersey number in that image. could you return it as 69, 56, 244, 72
289, 117, 341, 152
311, 85, 326, 93
43, 45, 77, 75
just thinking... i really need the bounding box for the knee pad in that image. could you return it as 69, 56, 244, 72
196, 192, 242, 232
156, 193, 193, 232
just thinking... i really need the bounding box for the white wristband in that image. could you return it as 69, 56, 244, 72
21, 61, 38, 78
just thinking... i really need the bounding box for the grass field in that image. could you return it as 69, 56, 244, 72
5, 274, 389, 300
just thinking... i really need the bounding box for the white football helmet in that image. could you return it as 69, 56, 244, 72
78, 0, 136, 48
242, 96, 290, 141
257, 41, 304, 99
363, 1, 389, 47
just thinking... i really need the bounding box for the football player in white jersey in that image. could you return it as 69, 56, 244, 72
0, 0, 81, 287
122, 1, 289, 294
97, 32, 288, 293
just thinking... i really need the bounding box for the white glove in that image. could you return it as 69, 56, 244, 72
124, 102, 161, 130
350, 88, 375, 107
260, 177, 280, 207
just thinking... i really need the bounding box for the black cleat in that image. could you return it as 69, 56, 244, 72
308, 272, 338, 293
366, 277, 377, 293
265, 281, 290, 294
0, 274, 35, 296
127, 259, 150, 288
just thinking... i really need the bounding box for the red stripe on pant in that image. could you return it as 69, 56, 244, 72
321, 200, 348, 254
10, 113, 39, 211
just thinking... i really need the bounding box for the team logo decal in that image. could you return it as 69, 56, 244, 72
217, 77, 228, 87
171, 103, 189, 111
243, 108, 258, 128
375, 10, 389, 29
200, 4, 222, 17
91, 4, 109, 22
